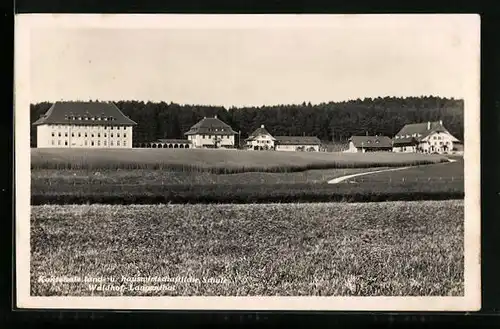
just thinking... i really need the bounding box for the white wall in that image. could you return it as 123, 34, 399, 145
246, 135, 275, 150
36, 124, 134, 148
189, 134, 235, 148
345, 141, 360, 153
275, 144, 320, 152
392, 145, 416, 153
420, 131, 456, 153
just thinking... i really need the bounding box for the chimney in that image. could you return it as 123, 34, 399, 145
427, 121, 430, 130
261, 124, 264, 128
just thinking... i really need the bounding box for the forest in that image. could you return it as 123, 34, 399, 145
30, 96, 464, 147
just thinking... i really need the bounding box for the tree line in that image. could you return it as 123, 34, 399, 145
30, 96, 464, 147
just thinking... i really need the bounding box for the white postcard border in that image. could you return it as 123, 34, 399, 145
15, 14, 481, 311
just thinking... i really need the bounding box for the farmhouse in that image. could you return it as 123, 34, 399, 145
245, 125, 276, 150
32, 101, 137, 148
392, 120, 461, 154
345, 135, 393, 153
274, 136, 322, 152
184, 116, 237, 149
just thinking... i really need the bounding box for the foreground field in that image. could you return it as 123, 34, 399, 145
31, 160, 464, 204
31, 200, 464, 296
31, 148, 449, 172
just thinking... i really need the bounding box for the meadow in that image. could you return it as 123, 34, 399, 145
31, 148, 449, 172
30, 200, 464, 296
31, 157, 464, 205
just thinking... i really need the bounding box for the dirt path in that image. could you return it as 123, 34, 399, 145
327, 158, 457, 184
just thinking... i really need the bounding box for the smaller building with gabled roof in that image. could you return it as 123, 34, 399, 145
245, 124, 276, 150
346, 135, 393, 153
392, 120, 461, 154
32, 101, 137, 148
274, 136, 322, 152
184, 115, 237, 149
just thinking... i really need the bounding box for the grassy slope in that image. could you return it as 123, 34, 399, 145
32, 167, 389, 185
31, 148, 448, 172
31, 161, 464, 204
31, 201, 464, 296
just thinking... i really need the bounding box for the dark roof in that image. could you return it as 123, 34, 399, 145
349, 136, 392, 148
245, 125, 276, 141
32, 101, 137, 126
393, 121, 459, 145
157, 139, 191, 144
184, 116, 237, 135
274, 136, 321, 145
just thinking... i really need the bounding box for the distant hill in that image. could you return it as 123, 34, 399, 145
30, 96, 464, 147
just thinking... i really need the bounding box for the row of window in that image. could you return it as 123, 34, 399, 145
53, 125, 127, 130
188, 135, 231, 140
51, 140, 127, 146
395, 133, 422, 139
63, 116, 116, 121
52, 132, 127, 138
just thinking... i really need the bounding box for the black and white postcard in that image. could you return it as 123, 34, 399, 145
15, 14, 481, 310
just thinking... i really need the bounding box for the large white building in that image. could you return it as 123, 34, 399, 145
392, 120, 461, 154
32, 101, 137, 148
184, 116, 237, 148
245, 125, 276, 150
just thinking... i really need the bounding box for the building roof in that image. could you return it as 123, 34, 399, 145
245, 125, 276, 141
349, 136, 393, 148
32, 101, 137, 126
274, 136, 321, 145
393, 120, 460, 145
184, 116, 237, 136
157, 139, 191, 144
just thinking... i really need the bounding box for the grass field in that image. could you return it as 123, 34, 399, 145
31, 148, 449, 173
30, 200, 464, 296
31, 159, 464, 204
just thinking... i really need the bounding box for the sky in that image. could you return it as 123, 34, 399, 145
26, 14, 480, 108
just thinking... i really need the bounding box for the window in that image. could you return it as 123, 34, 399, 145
110, 141, 113, 146
91, 134, 94, 138
111, 133, 114, 138
65, 132, 68, 137
97, 140, 100, 146
104, 140, 107, 146
51, 132, 55, 137
85, 141, 87, 146
98, 133, 101, 138
64, 141, 68, 146
117, 141, 120, 146
202, 135, 206, 139
124, 141, 126, 146
116, 133, 119, 137
58, 140, 61, 145
85, 133, 88, 137
58, 132, 61, 137
78, 133, 81, 137
91, 141, 94, 146
124, 133, 126, 138
71, 133, 74, 137
51, 140, 54, 145
104, 133, 107, 137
